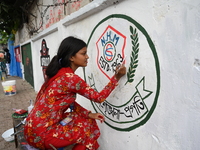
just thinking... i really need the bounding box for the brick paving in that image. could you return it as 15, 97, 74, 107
0, 76, 73, 150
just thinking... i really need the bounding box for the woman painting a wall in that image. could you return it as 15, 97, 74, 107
24, 36, 126, 150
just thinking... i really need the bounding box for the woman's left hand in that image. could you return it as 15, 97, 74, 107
88, 113, 105, 123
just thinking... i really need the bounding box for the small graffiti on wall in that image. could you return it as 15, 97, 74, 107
31, 0, 84, 33
71, 0, 83, 11
14, 46, 21, 62
85, 14, 160, 131
42, 0, 83, 30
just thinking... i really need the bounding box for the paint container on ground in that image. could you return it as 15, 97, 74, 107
1, 128, 14, 142
1, 80, 16, 96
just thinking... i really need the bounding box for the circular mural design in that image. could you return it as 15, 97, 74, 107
84, 14, 160, 131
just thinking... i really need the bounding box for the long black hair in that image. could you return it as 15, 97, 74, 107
46, 36, 87, 78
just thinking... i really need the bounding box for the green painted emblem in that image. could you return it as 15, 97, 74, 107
85, 14, 160, 131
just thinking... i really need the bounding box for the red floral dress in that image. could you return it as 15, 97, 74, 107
24, 67, 118, 150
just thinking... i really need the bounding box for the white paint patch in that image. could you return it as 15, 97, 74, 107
152, 134, 160, 143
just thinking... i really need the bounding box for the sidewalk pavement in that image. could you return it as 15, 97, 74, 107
0, 76, 73, 150
0, 76, 37, 150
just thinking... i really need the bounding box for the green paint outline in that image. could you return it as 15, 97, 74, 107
92, 76, 151, 124
85, 14, 160, 131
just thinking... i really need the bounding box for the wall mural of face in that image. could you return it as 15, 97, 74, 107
40, 39, 50, 81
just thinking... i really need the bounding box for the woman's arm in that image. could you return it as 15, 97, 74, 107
68, 65, 126, 103
73, 102, 91, 118
73, 102, 105, 122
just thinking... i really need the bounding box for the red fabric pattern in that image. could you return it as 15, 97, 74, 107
24, 67, 118, 150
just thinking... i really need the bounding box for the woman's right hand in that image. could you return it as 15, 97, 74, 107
115, 64, 126, 81
88, 113, 105, 123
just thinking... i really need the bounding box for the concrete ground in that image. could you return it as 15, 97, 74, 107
0, 76, 73, 150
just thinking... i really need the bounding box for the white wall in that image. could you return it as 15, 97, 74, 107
29, 0, 200, 149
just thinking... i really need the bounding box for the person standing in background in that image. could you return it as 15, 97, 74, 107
0, 52, 6, 80
3, 48, 11, 76
0, 53, 4, 62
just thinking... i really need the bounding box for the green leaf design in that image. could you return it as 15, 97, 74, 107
125, 26, 139, 85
